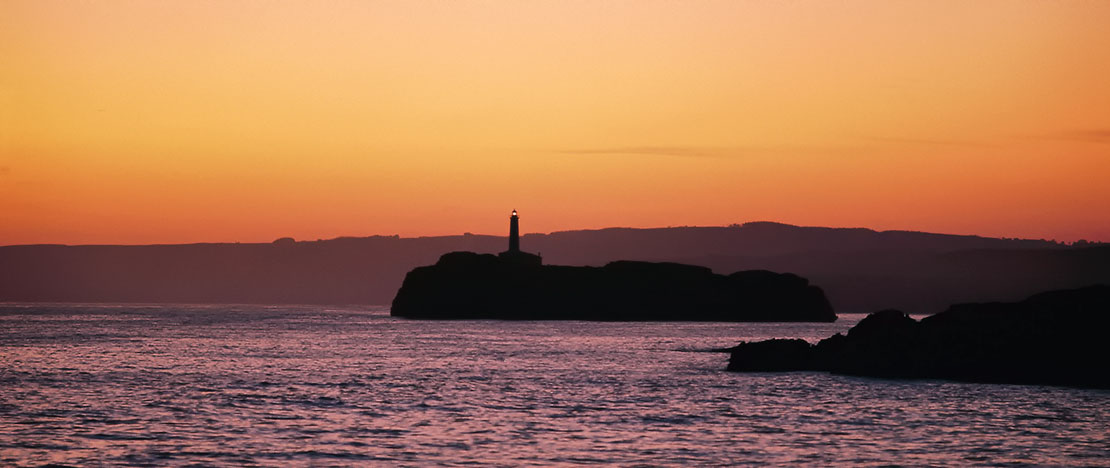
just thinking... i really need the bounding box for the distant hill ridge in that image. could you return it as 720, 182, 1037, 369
1, 223, 1105, 313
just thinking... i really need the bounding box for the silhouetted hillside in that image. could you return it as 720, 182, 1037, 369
1, 223, 1106, 312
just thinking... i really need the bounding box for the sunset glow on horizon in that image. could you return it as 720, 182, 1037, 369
3, 1, 1110, 245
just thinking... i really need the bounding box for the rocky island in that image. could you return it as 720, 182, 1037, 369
390, 211, 836, 322
727, 284, 1110, 388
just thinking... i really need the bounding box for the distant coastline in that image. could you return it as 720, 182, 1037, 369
2, 223, 1107, 313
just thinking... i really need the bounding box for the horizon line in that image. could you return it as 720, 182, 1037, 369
0, 221, 1092, 248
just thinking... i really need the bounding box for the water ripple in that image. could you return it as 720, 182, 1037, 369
0, 305, 1107, 466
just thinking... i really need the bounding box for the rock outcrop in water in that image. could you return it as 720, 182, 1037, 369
727, 285, 1110, 388
391, 251, 836, 322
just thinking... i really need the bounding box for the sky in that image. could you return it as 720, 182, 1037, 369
2, 1, 1109, 245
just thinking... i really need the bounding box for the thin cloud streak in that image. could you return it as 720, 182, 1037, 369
863, 136, 994, 147
556, 144, 859, 158
1046, 130, 1110, 144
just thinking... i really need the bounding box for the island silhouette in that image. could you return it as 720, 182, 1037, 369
391, 211, 836, 321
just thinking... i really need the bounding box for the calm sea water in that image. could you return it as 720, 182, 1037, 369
0, 304, 1107, 466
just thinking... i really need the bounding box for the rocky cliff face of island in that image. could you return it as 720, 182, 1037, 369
391, 251, 836, 322
727, 285, 1110, 388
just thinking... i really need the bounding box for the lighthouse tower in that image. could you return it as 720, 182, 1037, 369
498, 209, 542, 265
508, 209, 520, 253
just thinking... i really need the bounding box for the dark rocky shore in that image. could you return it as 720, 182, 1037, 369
391, 251, 836, 321
727, 285, 1110, 388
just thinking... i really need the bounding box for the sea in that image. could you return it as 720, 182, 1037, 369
1, 304, 1107, 467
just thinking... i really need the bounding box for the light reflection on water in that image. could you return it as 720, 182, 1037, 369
0, 305, 1107, 466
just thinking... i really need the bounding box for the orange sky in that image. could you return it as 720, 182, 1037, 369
2, 1, 1109, 245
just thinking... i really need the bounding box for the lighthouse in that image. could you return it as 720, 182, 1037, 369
498, 209, 542, 266
508, 209, 520, 253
